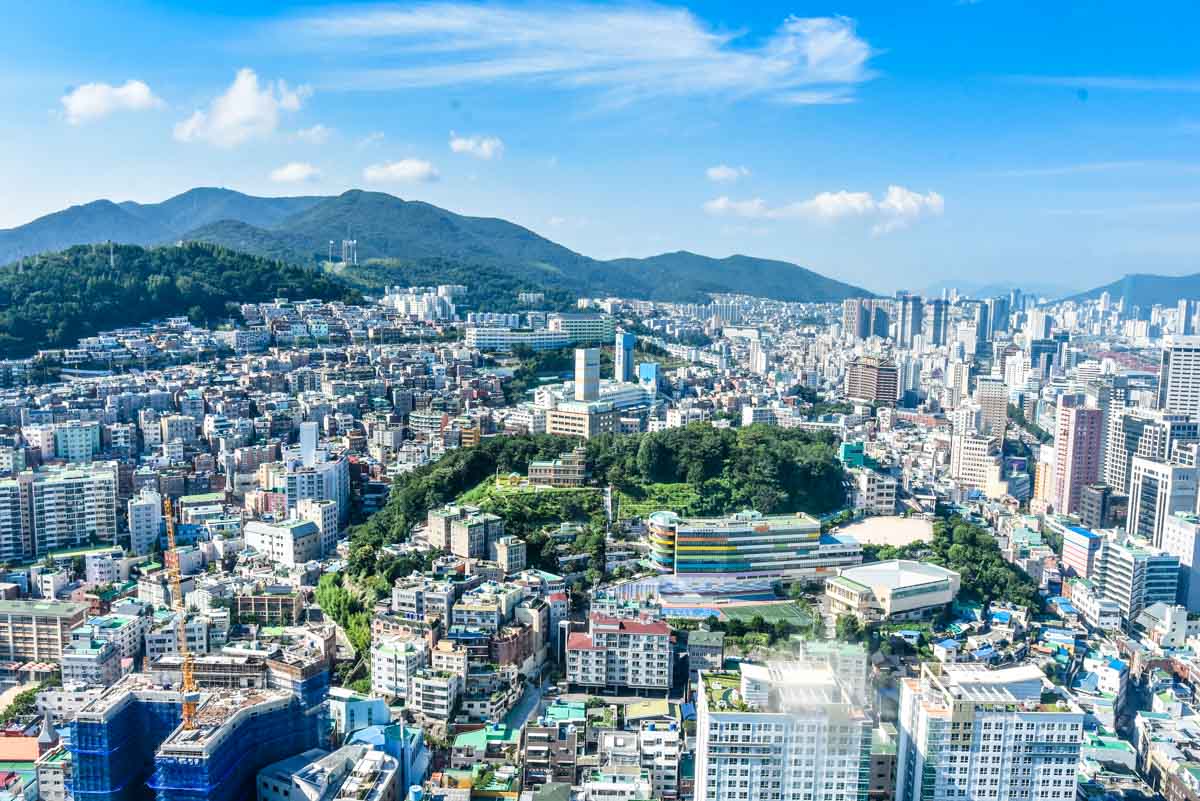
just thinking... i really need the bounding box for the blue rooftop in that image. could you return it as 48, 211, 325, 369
1067, 526, 1100, 539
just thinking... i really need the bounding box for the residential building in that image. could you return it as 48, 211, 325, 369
896, 664, 1084, 801
845, 357, 899, 406
297, 498, 338, 556
566, 614, 672, 694
696, 659, 871, 801
244, 519, 322, 567
371, 635, 429, 703
1093, 533, 1180, 624
1053, 395, 1103, 515
1158, 335, 1200, 417
128, 488, 163, 556
1160, 513, 1200, 611
0, 600, 88, 662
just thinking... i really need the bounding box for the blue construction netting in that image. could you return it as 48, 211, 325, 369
149, 698, 320, 801
69, 697, 183, 801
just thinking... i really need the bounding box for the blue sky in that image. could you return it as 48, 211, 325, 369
2, 0, 1198, 294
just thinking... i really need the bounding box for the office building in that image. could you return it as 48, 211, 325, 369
647, 509, 861, 587
696, 658, 871, 801
1161, 513, 1200, 611
845, 357, 899, 406
1061, 525, 1103, 578
546, 401, 617, 440
897, 663, 1083, 801
548, 313, 616, 346
615, 332, 637, 383
1078, 484, 1126, 531
297, 498, 338, 556
1103, 409, 1199, 495
826, 560, 961, 623
1093, 533, 1179, 623
566, 614, 672, 693
1159, 335, 1200, 417
843, 299, 870, 340
1126, 457, 1198, 545
950, 433, 997, 489
1052, 395, 1103, 516
575, 347, 600, 402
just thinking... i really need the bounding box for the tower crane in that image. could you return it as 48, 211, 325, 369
163, 498, 200, 729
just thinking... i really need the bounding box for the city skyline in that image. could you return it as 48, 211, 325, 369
3, 0, 1199, 292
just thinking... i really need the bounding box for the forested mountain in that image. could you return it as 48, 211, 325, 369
2, 188, 872, 303
1069, 272, 1200, 309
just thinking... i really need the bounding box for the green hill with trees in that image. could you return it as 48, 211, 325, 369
0, 242, 358, 357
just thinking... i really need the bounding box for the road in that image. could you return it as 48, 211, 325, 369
505, 677, 548, 730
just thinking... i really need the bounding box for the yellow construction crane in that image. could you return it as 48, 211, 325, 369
163, 498, 199, 729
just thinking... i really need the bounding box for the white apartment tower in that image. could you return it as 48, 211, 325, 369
1159, 335, 1200, 417
696, 658, 871, 801
897, 663, 1083, 801
127, 488, 163, 556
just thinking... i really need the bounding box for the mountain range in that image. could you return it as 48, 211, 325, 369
1066, 273, 1200, 310
0, 188, 871, 304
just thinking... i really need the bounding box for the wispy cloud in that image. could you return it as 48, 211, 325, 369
704, 185, 944, 235
285, 4, 876, 106
357, 131, 385, 149
1015, 75, 1200, 92
363, 158, 440, 183
706, 164, 750, 183
449, 132, 504, 159
1043, 200, 1200, 218
175, 68, 311, 148
269, 162, 321, 182
60, 80, 163, 125
293, 124, 333, 144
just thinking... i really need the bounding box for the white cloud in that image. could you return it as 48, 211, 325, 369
704, 185, 944, 235
357, 131, 386, 149
289, 6, 875, 106
269, 162, 321, 182
706, 164, 750, 183
174, 68, 312, 148
60, 80, 163, 124
363, 158, 440, 183
293, 124, 333, 144
449, 132, 504, 159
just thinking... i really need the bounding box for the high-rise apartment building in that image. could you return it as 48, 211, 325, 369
950, 433, 997, 489
1053, 395, 1103, 515
897, 664, 1083, 801
696, 657, 871, 801
845, 357, 899, 406
127, 488, 163, 556
1, 464, 119, 558
896, 292, 923, 349
974, 377, 1009, 438
925, 299, 949, 347
574, 347, 600, 402
1159, 335, 1200, 417
843, 299, 870, 340
1179, 300, 1196, 336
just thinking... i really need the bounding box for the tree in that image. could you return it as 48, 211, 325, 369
836, 615, 863, 643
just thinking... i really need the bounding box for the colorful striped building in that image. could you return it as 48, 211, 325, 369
647, 510, 862, 588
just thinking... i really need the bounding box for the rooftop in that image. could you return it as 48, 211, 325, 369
838, 559, 959, 591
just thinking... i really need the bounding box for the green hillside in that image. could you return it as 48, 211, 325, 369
0, 242, 358, 357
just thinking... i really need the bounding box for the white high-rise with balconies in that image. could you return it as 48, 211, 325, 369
696, 657, 871, 801
897, 663, 1083, 801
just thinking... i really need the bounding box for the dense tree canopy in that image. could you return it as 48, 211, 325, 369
0, 242, 359, 356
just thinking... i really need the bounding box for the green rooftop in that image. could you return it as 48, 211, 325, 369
0, 600, 87, 616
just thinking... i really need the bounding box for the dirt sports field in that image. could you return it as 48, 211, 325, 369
837, 515, 932, 547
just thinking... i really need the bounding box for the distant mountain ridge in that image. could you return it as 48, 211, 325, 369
1068, 272, 1200, 308
0, 187, 872, 303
